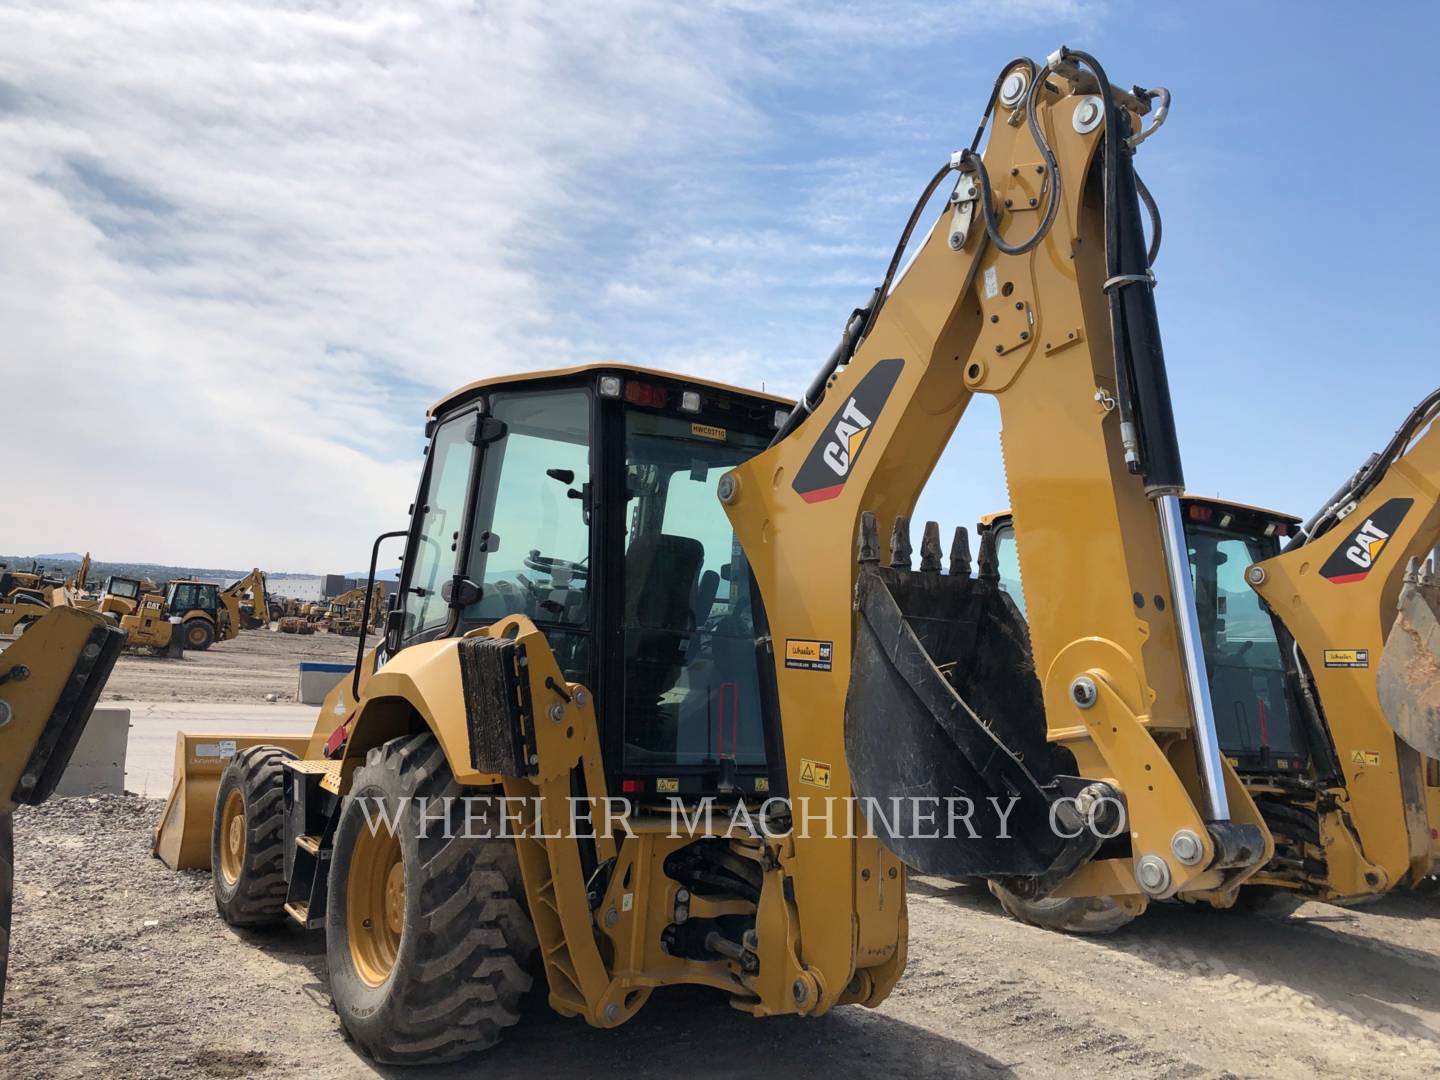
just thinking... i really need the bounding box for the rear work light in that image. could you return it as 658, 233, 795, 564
680, 390, 702, 413
598, 375, 623, 398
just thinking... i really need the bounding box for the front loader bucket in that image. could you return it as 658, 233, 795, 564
1378, 557, 1440, 758
844, 515, 1098, 886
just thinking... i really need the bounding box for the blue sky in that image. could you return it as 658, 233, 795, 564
2, 1, 1436, 570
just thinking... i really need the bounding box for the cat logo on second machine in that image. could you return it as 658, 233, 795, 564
1319, 498, 1414, 584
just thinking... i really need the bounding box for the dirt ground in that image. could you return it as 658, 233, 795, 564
4, 795, 1440, 1080
98, 626, 375, 705
5, 630, 1440, 1078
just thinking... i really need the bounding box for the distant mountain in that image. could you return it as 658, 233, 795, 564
344, 567, 402, 582
29, 552, 84, 562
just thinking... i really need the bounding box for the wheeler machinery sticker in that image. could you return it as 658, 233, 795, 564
1320, 498, 1413, 583
1324, 649, 1370, 668
791, 358, 904, 503
784, 639, 833, 671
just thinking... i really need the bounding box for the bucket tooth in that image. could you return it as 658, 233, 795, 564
890, 516, 913, 570
949, 526, 972, 577
1378, 554, 1440, 757
858, 512, 880, 564
919, 521, 943, 573
977, 527, 1000, 583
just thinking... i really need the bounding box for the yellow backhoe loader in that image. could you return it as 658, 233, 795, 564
981, 471, 1440, 927
154, 570, 271, 650
0, 606, 126, 1010
154, 47, 1315, 1061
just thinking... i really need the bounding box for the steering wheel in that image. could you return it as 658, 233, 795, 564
523, 549, 590, 580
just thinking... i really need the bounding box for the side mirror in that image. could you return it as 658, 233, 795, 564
469, 416, 508, 446
441, 577, 483, 608
547, 468, 575, 485
384, 608, 404, 654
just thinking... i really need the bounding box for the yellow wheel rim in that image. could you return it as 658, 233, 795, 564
219, 789, 245, 885
188, 623, 208, 646
348, 819, 404, 987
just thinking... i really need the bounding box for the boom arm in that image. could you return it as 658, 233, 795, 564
221, 568, 270, 629
725, 50, 1270, 988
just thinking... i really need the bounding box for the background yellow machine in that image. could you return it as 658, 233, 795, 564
0, 606, 125, 1009
982, 471, 1440, 927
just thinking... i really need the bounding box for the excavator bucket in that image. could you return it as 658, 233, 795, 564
1378, 557, 1440, 758
845, 515, 1097, 887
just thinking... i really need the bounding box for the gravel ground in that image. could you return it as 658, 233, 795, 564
98, 627, 375, 705
5, 796, 1440, 1079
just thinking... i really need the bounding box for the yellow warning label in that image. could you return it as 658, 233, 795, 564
691, 423, 727, 441
798, 758, 832, 789
754, 776, 769, 793
656, 777, 679, 793
1350, 749, 1382, 767
1225, 756, 1240, 767
1324, 649, 1370, 668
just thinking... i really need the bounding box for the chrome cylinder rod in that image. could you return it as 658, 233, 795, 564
1155, 493, 1230, 821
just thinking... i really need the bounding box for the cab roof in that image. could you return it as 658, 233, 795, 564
429, 362, 794, 418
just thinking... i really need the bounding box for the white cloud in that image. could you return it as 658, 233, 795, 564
0, 0, 1092, 570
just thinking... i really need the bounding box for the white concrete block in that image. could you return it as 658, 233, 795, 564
55, 706, 130, 797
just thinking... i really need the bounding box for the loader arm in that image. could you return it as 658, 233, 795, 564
725, 50, 1270, 936
1252, 388, 1440, 890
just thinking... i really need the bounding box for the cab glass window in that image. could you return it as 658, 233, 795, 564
401, 413, 477, 640
620, 412, 768, 770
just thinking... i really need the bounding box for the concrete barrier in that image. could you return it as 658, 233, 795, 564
297, 661, 353, 706
56, 706, 130, 796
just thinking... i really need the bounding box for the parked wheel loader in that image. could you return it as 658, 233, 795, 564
0, 605, 126, 1012
156, 48, 1299, 1061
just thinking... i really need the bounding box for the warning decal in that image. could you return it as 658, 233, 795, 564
798, 758, 832, 789
1324, 649, 1370, 668
1350, 750, 1382, 767
784, 639, 833, 672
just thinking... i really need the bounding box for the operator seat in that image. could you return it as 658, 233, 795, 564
623, 533, 704, 752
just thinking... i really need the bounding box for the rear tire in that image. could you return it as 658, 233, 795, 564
212, 746, 296, 927
184, 619, 215, 651
326, 734, 537, 1064
988, 880, 1137, 935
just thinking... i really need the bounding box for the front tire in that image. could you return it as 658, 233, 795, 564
326, 734, 537, 1064
988, 880, 1137, 934
212, 746, 295, 927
